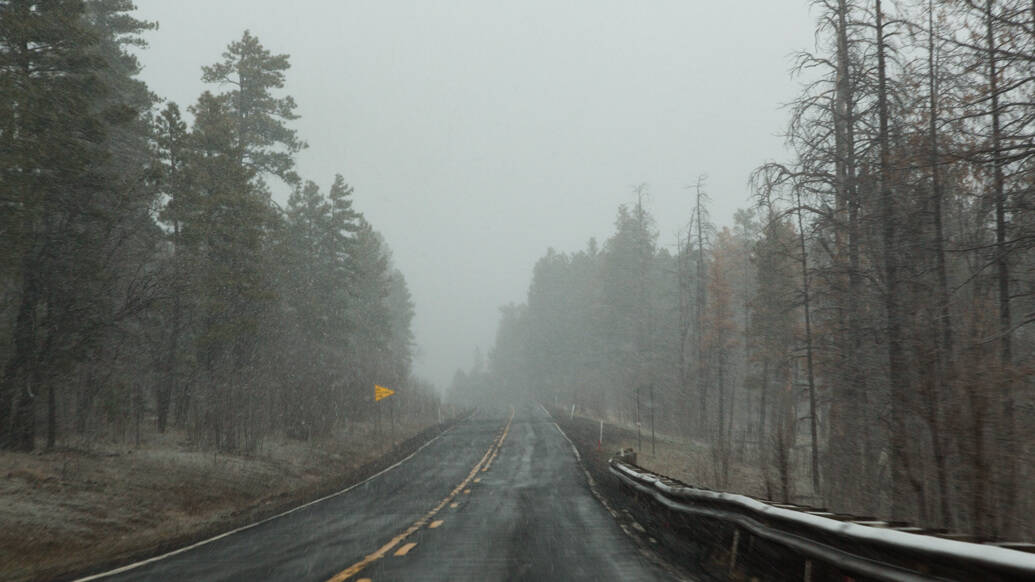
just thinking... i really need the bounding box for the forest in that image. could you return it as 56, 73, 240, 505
462, 0, 1035, 540
0, 1, 433, 454
3, 0, 1035, 549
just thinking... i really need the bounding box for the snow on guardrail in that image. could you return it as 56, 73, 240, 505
609, 458, 1035, 582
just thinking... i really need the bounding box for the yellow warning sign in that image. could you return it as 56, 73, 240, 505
375, 385, 395, 402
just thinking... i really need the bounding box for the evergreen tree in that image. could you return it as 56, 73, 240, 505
386, 270, 416, 386
185, 90, 279, 450
0, 0, 155, 450
600, 197, 657, 414
152, 102, 193, 432
346, 220, 394, 409
160, 30, 305, 450
201, 29, 304, 186
324, 174, 361, 358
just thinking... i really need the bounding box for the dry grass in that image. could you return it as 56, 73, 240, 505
579, 413, 767, 498
0, 418, 437, 582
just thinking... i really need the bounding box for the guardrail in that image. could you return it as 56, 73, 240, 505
609, 457, 1035, 581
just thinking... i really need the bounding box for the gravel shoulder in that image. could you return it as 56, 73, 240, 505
548, 407, 776, 581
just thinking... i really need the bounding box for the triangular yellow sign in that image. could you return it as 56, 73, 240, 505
375, 385, 395, 402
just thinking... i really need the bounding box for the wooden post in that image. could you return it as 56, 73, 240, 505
376, 401, 382, 453
635, 387, 642, 452
650, 383, 656, 456
729, 528, 740, 577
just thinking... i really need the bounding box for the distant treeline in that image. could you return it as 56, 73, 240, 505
0, 1, 434, 453
465, 0, 1035, 541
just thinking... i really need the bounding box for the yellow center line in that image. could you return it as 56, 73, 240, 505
429, 520, 443, 529
394, 542, 417, 556
449, 502, 459, 508
325, 409, 514, 582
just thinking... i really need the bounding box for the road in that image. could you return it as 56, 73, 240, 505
82, 403, 675, 581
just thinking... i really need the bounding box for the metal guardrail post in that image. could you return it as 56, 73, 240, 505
729, 527, 740, 578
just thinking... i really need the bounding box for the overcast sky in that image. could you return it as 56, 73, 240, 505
132, 0, 816, 389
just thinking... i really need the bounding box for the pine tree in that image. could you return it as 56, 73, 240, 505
600, 196, 657, 417
386, 270, 416, 387
152, 102, 193, 432
0, 0, 155, 450
201, 30, 305, 186
161, 30, 306, 450
185, 90, 279, 450
347, 220, 394, 411
324, 174, 361, 355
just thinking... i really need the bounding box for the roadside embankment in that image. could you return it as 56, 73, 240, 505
1, 414, 467, 582
552, 409, 765, 497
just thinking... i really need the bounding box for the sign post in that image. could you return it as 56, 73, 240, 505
375, 385, 396, 453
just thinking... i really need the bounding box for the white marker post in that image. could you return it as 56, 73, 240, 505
598, 419, 603, 450
570, 403, 575, 419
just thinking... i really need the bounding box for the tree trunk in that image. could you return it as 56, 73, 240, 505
694, 180, 708, 440
795, 189, 821, 497
717, 350, 728, 487
759, 358, 769, 476
156, 293, 181, 433
986, 1, 1011, 365
970, 385, 989, 537
833, 0, 864, 510
875, 0, 910, 521
927, 0, 954, 529
1, 266, 42, 451
678, 238, 692, 439
929, 0, 954, 363
984, 0, 1016, 537
46, 382, 56, 450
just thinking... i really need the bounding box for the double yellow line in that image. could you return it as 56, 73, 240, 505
326, 409, 515, 582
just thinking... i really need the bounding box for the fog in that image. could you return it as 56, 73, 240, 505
132, 0, 814, 388
4, 3, 1035, 577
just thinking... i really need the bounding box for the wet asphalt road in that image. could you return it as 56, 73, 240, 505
85, 403, 673, 582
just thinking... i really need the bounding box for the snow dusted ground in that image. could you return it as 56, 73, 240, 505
0, 419, 439, 582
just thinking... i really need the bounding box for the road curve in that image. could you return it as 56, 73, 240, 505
83, 403, 674, 581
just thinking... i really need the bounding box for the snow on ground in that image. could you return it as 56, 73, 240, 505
0, 419, 435, 582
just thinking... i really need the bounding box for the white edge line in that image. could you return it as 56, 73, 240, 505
554, 422, 582, 461
538, 402, 581, 462
540, 402, 689, 581
75, 422, 461, 581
